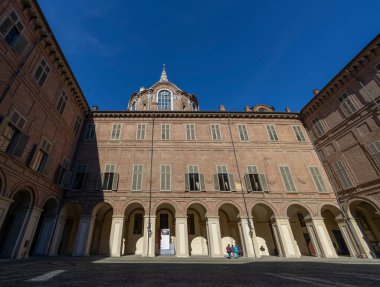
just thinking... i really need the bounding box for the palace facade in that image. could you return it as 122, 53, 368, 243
0, 0, 379, 260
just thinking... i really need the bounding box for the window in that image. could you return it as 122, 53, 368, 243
185, 165, 205, 192
333, 160, 353, 189
157, 90, 172, 110
83, 123, 96, 140
292, 126, 306, 142
33, 59, 50, 87
338, 93, 359, 117
211, 124, 221, 141
136, 124, 146, 140
245, 165, 268, 192
111, 124, 122, 140
279, 166, 297, 192
368, 141, 380, 167
30, 138, 52, 176
133, 214, 143, 235
98, 164, 119, 191
72, 164, 88, 190
187, 214, 195, 235
186, 124, 196, 140
312, 117, 326, 137
214, 165, 235, 192
160, 165, 171, 191
161, 124, 170, 140
56, 91, 68, 115
0, 11, 27, 53
132, 164, 143, 191
309, 166, 328, 192
237, 124, 249, 141
54, 158, 70, 188
266, 125, 278, 141
73, 116, 82, 135
0, 111, 29, 157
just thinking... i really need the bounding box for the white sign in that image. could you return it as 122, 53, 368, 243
160, 229, 170, 250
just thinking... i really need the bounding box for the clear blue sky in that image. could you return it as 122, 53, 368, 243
38, 0, 380, 112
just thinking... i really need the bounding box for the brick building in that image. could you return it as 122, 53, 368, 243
0, 0, 378, 260
0, 0, 89, 259
301, 35, 380, 258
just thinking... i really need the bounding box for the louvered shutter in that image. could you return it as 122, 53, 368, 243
11, 133, 29, 157
213, 174, 220, 191
245, 174, 252, 192
184, 173, 190, 192
54, 165, 63, 184
112, 173, 119, 191
259, 174, 269, 192
97, 173, 104, 190
228, 174, 236, 192
199, 174, 206, 192
0, 117, 9, 137
42, 156, 51, 176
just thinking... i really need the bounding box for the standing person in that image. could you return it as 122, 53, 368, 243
230, 245, 235, 258
233, 244, 239, 258
226, 244, 232, 258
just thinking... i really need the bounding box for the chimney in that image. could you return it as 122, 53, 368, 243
92, 105, 99, 111
312, 89, 319, 96
285, 107, 291, 113
245, 106, 251, 112
219, 105, 226, 111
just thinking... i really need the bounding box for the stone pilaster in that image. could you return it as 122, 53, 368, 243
239, 217, 260, 258
33, 215, 57, 255
49, 215, 67, 256
142, 215, 156, 257
307, 217, 338, 258
272, 217, 301, 258
206, 216, 223, 257
72, 215, 94, 256
175, 216, 189, 257
0, 196, 13, 230
109, 215, 125, 257
336, 217, 360, 257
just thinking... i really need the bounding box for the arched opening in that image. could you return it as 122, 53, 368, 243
252, 203, 279, 256
90, 202, 113, 255
349, 200, 380, 257
0, 190, 33, 258
321, 205, 350, 256
30, 198, 58, 256
218, 203, 242, 254
155, 203, 176, 255
287, 204, 315, 256
187, 203, 208, 256
123, 203, 145, 255
58, 203, 82, 255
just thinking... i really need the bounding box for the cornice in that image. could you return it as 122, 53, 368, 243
21, 0, 90, 115
300, 34, 380, 118
90, 110, 300, 120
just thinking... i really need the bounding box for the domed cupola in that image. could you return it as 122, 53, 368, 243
128, 65, 200, 112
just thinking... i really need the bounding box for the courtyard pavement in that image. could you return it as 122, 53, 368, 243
0, 256, 379, 286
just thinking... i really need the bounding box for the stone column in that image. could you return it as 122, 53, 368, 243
336, 217, 360, 257
206, 216, 223, 257
272, 217, 301, 258
239, 217, 260, 258
346, 217, 374, 258
175, 216, 189, 257
49, 215, 67, 256
109, 215, 125, 257
306, 217, 338, 258
0, 196, 13, 230
72, 215, 94, 256
142, 215, 156, 257
16, 207, 43, 259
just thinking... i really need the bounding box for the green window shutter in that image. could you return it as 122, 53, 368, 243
213, 174, 220, 191
259, 174, 269, 192
27, 144, 38, 167
112, 173, 119, 191
42, 156, 51, 176
0, 117, 9, 137
97, 173, 104, 190
11, 133, 29, 157
245, 174, 252, 192
199, 174, 206, 191
185, 173, 190, 192
54, 165, 63, 184
228, 174, 236, 192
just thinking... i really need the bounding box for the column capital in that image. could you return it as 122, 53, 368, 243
144, 215, 156, 219
112, 215, 125, 219
206, 216, 220, 220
